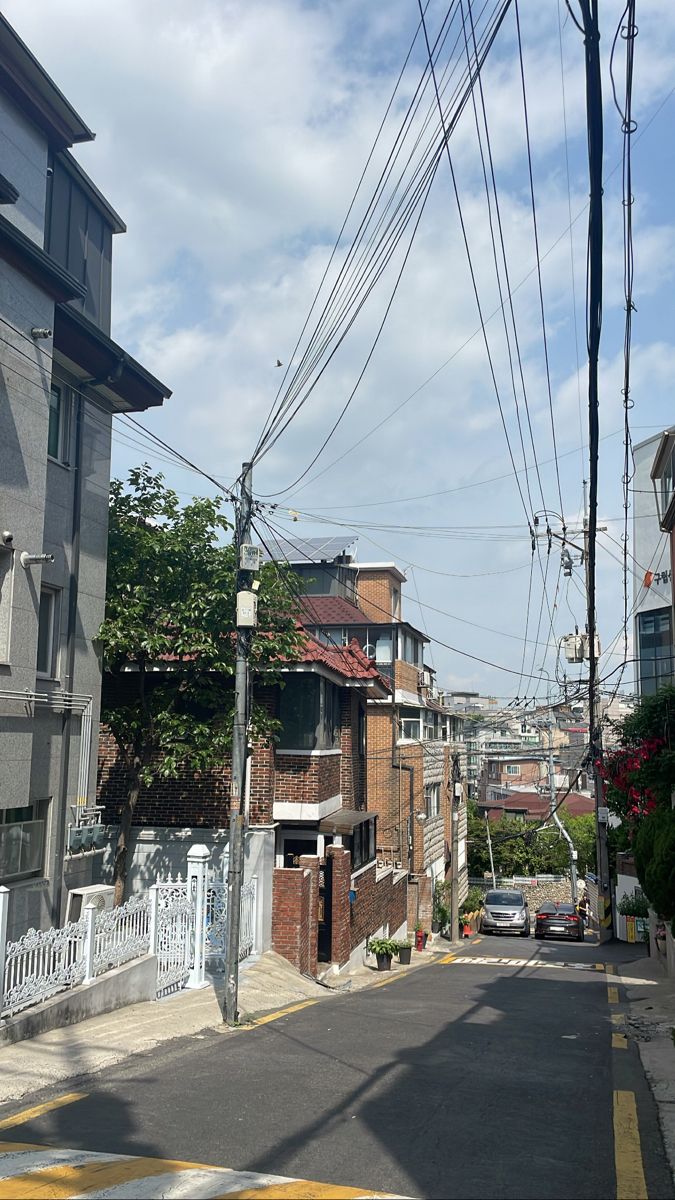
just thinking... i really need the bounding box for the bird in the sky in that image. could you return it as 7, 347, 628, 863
275, 359, 283, 367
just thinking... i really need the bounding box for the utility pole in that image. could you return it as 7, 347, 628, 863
577, 0, 611, 939
225, 462, 255, 1025
449, 753, 461, 941
485, 813, 496, 889
546, 719, 578, 905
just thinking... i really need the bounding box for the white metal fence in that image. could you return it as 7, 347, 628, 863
0, 845, 259, 1020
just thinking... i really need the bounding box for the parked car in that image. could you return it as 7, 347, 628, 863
535, 902, 584, 941
479, 889, 530, 937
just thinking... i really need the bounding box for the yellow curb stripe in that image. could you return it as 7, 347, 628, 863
221, 1183, 394, 1199
611, 1013, 625, 1027
473, 936, 483, 944
250, 999, 319, 1027
612, 1032, 628, 1050
594, 963, 605, 971
613, 1090, 647, 1200
438, 953, 456, 964
605, 963, 616, 975
0, 1155, 189, 1198
607, 985, 619, 1004
0, 1094, 86, 1132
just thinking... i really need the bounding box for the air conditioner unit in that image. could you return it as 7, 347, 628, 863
418, 669, 432, 690
66, 884, 115, 923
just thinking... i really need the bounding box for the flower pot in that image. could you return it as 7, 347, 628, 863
431, 919, 440, 933
462, 923, 472, 939
398, 945, 412, 965
376, 952, 392, 972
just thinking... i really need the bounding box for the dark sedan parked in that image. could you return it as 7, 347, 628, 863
535, 902, 584, 941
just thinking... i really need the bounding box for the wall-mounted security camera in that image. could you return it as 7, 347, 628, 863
1, 531, 13, 546
46, 167, 53, 177
30, 328, 52, 339
20, 551, 54, 569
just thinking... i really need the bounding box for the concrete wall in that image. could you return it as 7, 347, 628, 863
0, 90, 48, 244
0, 954, 157, 1046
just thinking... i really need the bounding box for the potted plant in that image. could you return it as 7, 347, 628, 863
397, 939, 412, 965
368, 937, 399, 971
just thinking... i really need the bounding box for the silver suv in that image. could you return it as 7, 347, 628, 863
479, 889, 530, 937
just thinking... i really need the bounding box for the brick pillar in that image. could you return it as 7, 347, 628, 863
272, 867, 311, 972
328, 846, 351, 967
299, 855, 320, 978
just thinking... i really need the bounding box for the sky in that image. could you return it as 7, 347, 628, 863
6, 0, 675, 701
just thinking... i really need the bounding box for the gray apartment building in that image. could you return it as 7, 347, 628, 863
632, 432, 673, 696
0, 16, 170, 937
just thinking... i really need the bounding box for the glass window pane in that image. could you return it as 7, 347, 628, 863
36, 589, 54, 675
48, 386, 61, 458
278, 675, 320, 749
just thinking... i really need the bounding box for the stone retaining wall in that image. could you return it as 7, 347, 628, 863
471, 879, 574, 908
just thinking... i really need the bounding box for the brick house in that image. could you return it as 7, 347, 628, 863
97, 632, 407, 970
264, 537, 468, 931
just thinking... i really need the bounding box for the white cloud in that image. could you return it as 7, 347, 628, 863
5, 0, 675, 694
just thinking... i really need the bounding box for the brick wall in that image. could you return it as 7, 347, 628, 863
98, 675, 366, 826
395, 660, 421, 695
350, 863, 408, 949
357, 571, 395, 622
272, 866, 313, 974
328, 846, 351, 966
274, 751, 341, 806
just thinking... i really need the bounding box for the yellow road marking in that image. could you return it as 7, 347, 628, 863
223, 1184, 394, 1199
594, 963, 605, 971
613, 1090, 647, 1200
612, 1012, 625, 1027
439, 953, 456, 964
605, 963, 616, 975
473, 936, 483, 944
250, 999, 319, 1027
612, 1032, 628, 1050
0, 1094, 86, 1132
0, 1156, 189, 1198
608, 985, 619, 1004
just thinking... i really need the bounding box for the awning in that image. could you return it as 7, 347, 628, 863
318, 809, 373, 835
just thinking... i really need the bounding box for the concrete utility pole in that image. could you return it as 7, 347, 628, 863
576, 0, 611, 939
485, 814, 496, 889
225, 462, 254, 1026
546, 720, 578, 905
449, 753, 462, 941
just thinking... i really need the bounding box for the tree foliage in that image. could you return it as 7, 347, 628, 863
601, 688, 675, 926
466, 801, 596, 878
99, 466, 304, 900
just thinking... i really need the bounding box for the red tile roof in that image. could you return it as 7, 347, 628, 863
300, 595, 371, 625
298, 634, 389, 685
483, 791, 594, 820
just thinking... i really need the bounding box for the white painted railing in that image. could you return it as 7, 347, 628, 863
0, 846, 259, 1020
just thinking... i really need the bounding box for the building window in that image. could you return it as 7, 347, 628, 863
36, 587, 59, 677
358, 703, 366, 757
0, 804, 46, 883
637, 608, 673, 696
0, 548, 13, 663
48, 385, 71, 463
505, 765, 521, 776
278, 675, 340, 750
349, 817, 377, 872
399, 706, 421, 740
424, 783, 441, 818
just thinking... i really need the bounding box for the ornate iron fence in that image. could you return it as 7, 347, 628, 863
93, 894, 150, 976
1, 916, 87, 1017
205, 878, 257, 970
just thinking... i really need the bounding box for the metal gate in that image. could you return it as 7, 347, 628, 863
205, 878, 257, 971
154, 879, 194, 997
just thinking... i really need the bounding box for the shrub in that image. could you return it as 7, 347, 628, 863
461, 885, 484, 915
633, 806, 675, 930
617, 889, 649, 918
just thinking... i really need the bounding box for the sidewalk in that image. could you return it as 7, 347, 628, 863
0, 944, 445, 1106
621, 950, 675, 1182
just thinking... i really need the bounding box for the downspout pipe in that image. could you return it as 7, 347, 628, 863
54, 390, 84, 923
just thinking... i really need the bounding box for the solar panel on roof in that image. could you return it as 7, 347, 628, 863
259, 535, 356, 564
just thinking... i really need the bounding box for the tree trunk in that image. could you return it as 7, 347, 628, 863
113, 770, 141, 906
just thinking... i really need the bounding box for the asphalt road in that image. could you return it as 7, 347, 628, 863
3, 934, 673, 1199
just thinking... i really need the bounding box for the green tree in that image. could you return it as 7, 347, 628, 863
99, 466, 304, 903
466, 801, 596, 878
